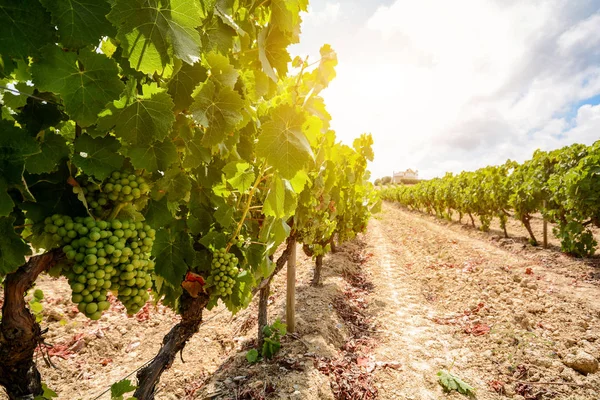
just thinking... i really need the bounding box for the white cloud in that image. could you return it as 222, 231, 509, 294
303, 2, 341, 25
293, 0, 600, 180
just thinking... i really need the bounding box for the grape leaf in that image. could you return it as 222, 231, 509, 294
0, 120, 40, 186
98, 86, 175, 146
199, 16, 235, 54
190, 80, 245, 146
144, 198, 174, 229
0, 177, 14, 217
15, 95, 66, 135
126, 139, 178, 173
198, 230, 228, 250
25, 132, 70, 175
168, 61, 207, 112
154, 168, 192, 202
107, 0, 204, 74
0, 216, 32, 275
258, 27, 291, 82
72, 134, 125, 180
110, 379, 136, 400
39, 0, 115, 49
172, 115, 211, 169
256, 105, 312, 179
31, 46, 124, 127
0, 0, 56, 58
223, 162, 255, 193
270, 0, 302, 38
437, 370, 476, 395
262, 176, 297, 218
152, 228, 194, 287
204, 52, 238, 88
2, 81, 34, 110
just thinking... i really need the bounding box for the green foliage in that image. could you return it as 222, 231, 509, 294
246, 348, 259, 363
33, 383, 58, 400
381, 141, 600, 257
0, 0, 376, 322
437, 370, 475, 396
246, 318, 287, 363
29, 288, 45, 323
262, 318, 287, 359
110, 379, 137, 400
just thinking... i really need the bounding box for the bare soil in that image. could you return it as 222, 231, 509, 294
2, 202, 599, 399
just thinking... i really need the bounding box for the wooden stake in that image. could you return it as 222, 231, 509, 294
543, 200, 548, 249
286, 236, 297, 333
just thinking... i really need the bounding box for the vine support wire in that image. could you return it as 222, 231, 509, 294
90, 306, 228, 400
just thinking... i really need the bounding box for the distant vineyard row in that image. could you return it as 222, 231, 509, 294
380, 141, 600, 257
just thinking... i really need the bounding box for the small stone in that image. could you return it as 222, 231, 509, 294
513, 275, 522, 283
249, 381, 263, 389
563, 351, 599, 375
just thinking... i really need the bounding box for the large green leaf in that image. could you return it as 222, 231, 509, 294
144, 198, 174, 229
0, 216, 32, 275
168, 61, 207, 112
32, 46, 124, 127
204, 52, 238, 88
256, 105, 312, 179
223, 161, 255, 193
0, 0, 56, 58
0, 119, 40, 189
270, 0, 303, 37
0, 177, 13, 217
2, 82, 34, 110
262, 176, 297, 218
25, 132, 70, 175
107, 0, 204, 74
126, 139, 178, 173
98, 85, 175, 145
72, 134, 125, 180
199, 16, 235, 54
190, 80, 244, 146
40, 0, 115, 49
154, 168, 192, 202
258, 27, 291, 82
152, 228, 194, 287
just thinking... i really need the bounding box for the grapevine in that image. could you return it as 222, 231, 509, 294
0, 0, 377, 398
380, 141, 600, 256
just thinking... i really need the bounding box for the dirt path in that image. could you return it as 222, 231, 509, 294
363, 203, 600, 399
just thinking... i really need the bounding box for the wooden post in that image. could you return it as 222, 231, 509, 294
543, 200, 548, 249
286, 236, 297, 333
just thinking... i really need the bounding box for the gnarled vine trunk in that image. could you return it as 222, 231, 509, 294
311, 255, 323, 287
134, 292, 209, 400
521, 215, 538, 245
257, 283, 269, 349
0, 250, 62, 400
254, 236, 294, 348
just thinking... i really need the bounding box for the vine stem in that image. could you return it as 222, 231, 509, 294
107, 202, 126, 221
227, 164, 266, 252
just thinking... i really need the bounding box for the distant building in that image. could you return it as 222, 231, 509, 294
392, 169, 419, 184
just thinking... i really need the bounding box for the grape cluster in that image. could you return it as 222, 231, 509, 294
78, 171, 150, 216
44, 214, 155, 319
208, 248, 239, 297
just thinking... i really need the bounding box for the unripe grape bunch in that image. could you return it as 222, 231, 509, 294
76, 170, 151, 216
44, 214, 155, 319
207, 248, 239, 298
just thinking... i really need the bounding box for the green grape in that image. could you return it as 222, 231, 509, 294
43, 215, 156, 319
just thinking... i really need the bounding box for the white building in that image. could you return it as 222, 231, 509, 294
392, 169, 419, 183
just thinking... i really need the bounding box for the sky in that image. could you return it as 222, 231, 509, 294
289, 0, 600, 180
